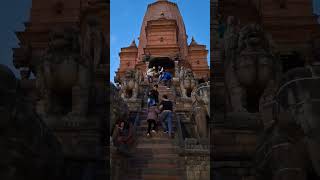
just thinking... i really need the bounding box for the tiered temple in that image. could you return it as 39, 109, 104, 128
115, 0, 209, 81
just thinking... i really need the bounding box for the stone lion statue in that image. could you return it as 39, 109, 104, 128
0, 65, 63, 180
223, 21, 281, 113
36, 27, 90, 122
119, 69, 141, 99
179, 67, 197, 98
191, 82, 210, 139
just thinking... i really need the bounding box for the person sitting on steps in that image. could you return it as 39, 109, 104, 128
159, 94, 174, 138
112, 119, 134, 156
146, 103, 160, 137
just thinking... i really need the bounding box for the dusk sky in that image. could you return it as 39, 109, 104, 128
0, 0, 31, 77
1, 1, 319, 80
110, 0, 210, 82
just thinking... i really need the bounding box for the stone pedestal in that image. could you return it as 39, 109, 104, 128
52, 121, 107, 179
125, 98, 142, 112
182, 138, 210, 180
213, 112, 260, 180
185, 155, 210, 180
176, 97, 193, 111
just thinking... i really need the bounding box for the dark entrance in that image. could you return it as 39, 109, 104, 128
148, 57, 175, 76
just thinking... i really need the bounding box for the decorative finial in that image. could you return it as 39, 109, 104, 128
129, 40, 137, 47
190, 36, 198, 46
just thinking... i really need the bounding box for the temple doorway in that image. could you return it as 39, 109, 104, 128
148, 57, 175, 76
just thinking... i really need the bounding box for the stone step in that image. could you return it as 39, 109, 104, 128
128, 153, 179, 160
136, 143, 175, 149
138, 137, 174, 143
129, 158, 180, 165
134, 147, 177, 153
124, 174, 183, 180
126, 168, 184, 176
136, 128, 177, 133
136, 132, 176, 139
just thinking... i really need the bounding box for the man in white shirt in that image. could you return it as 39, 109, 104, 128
147, 66, 156, 83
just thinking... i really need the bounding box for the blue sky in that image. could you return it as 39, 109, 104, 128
110, 0, 210, 82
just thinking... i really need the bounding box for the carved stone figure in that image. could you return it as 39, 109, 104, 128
82, 15, 107, 71
256, 63, 320, 180
180, 67, 197, 98
191, 82, 210, 138
36, 27, 90, 122
119, 69, 141, 99
224, 23, 281, 113
223, 16, 239, 67
0, 65, 63, 180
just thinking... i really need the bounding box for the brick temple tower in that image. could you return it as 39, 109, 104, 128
115, 0, 209, 81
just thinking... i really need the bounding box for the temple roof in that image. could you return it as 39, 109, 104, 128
137, 0, 188, 60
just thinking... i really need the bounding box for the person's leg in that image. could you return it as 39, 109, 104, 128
151, 120, 156, 131
161, 112, 168, 132
148, 75, 153, 83
163, 79, 167, 86
167, 112, 173, 136
147, 119, 152, 134
167, 79, 171, 88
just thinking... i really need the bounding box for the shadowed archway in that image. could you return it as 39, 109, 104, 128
148, 57, 175, 76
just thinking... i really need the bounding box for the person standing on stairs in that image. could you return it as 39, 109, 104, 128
159, 94, 174, 138
157, 66, 164, 77
147, 84, 159, 107
146, 66, 156, 83
146, 103, 160, 137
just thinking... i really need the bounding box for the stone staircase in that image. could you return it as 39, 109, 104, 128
121, 85, 185, 180
157, 84, 176, 102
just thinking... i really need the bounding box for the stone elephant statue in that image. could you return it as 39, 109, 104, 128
0, 65, 64, 180
256, 65, 320, 180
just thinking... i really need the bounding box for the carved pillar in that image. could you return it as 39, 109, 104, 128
146, 61, 149, 71
175, 60, 179, 77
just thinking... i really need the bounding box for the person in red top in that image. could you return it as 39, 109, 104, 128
146, 104, 160, 137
